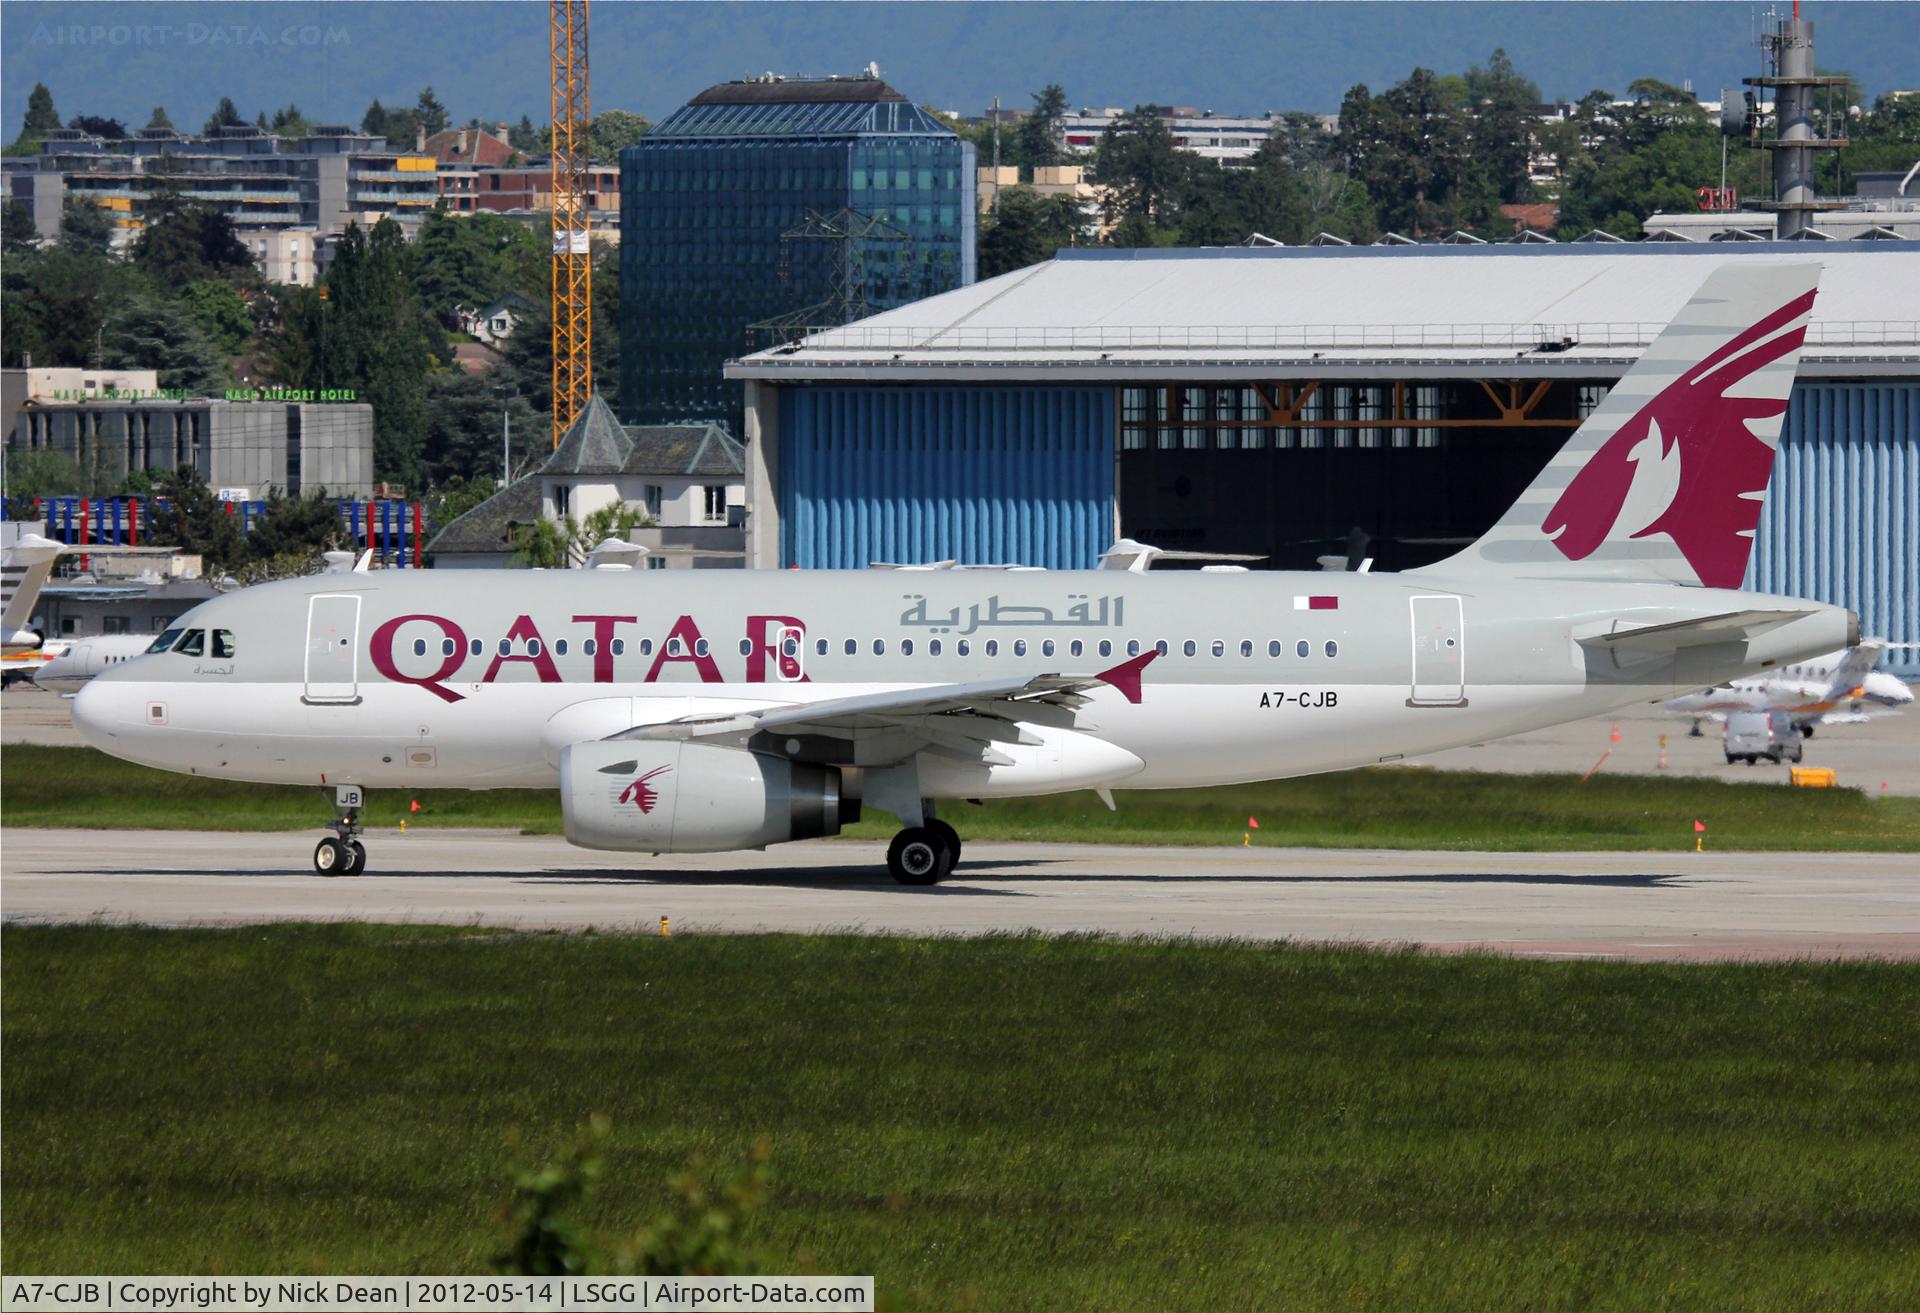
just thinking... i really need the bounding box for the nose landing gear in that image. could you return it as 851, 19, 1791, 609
315, 785, 368, 876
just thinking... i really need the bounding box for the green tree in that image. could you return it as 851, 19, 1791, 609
360, 99, 391, 139
977, 188, 1085, 277
415, 87, 449, 139
145, 106, 173, 131
1, 242, 147, 369
260, 219, 446, 485
3, 199, 39, 255
589, 109, 651, 160
422, 369, 541, 486
1018, 84, 1069, 169
148, 465, 245, 569
268, 104, 311, 139
1465, 49, 1539, 205
203, 96, 246, 136
130, 201, 255, 290
99, 294, 229, 391
243, 490, 348, 562
16, 82, 60, 147
178, 281, 254, 355
2, 450, 85, 499
413, 208, 542, 328
499, 240, 620, 417
508, 114, 544, 153
57, 198, 116, 257
1091, 107, 1199, 233
67, 114, 128, 140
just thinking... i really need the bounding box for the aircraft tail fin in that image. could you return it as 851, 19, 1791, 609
1824, 641, 1885, 700
1426, 262, 1820, 588
2, 534, 65, 637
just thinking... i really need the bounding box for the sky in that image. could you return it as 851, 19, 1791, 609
4, 1, 1917, 135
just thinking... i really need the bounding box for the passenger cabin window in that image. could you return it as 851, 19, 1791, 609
815, 638, 828, 656
615, 639, 630, 656
929, 639, 942, 656
1127, 640, 1141, 657
1325, 640, 1339, 658
957, 639, 971, 656
470, 639, 484, 656
555, 639, 569, 656
1212, 641, 1225, 658
1069, 639, 1083, 657
873, 638, 886, 655
1099, 640, 1112, 658
1296, 640, 1310, 658
1013, 639, 1026, 657
902, 639, 915, 656
1268, 641, 1282, 657
844, 638, 858, 656
985, 640, 999, 657
175, 630, 206, 657
1240, 641, 1253, 657
1183, 640, 1197, 657
1042, 639, 1055, 657
584, 639, 598, 656
148, 628, 183, 654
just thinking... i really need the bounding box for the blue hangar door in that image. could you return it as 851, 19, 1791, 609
779, 386, 1115, 569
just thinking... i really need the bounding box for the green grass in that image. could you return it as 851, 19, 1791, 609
4, 743, 1918, 851
4, 925, 1918, 1309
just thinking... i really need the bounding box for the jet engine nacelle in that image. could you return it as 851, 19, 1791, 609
560, 739, 846, 853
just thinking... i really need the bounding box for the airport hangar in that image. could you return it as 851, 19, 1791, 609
728, 241, 1919, 671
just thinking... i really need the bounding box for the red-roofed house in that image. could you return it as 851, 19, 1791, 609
426, 125, 515, 212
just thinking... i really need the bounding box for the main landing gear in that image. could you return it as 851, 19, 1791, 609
314, 785, 368, 876
886, 815, 961, 886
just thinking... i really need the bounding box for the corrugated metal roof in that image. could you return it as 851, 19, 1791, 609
729, 243, 1920, 381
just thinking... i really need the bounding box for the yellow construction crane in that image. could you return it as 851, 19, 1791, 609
549, 0, 592, 447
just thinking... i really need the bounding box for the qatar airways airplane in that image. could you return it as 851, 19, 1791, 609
75, 262, 1855, 883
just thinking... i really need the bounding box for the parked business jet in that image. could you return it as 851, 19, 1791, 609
1666, 642, 1913, 736
32, 632, 158, 695
76, 264, 1856, 882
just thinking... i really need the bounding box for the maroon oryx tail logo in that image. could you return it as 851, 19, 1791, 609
618, 765, 672, 814
1541, 287, 1814, 589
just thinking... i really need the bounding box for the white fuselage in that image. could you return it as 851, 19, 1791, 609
74, 568, 1855, 800
32, 634, 154, 695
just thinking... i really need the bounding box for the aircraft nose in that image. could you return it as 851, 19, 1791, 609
71, 676, 143, 751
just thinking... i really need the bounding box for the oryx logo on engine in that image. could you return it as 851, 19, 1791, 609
617, 765, 672, 814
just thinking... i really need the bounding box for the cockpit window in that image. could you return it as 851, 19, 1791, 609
212, 630, 237, 658
175, 629, 206, 657
148, 628, 184, 654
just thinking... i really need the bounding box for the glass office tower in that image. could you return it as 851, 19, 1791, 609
619, 77, 976, 435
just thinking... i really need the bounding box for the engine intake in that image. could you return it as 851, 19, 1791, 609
561, 740, 845, 853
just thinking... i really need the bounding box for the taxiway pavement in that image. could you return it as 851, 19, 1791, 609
5, 828, 1916, 961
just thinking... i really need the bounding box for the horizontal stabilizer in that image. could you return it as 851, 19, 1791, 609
1582, 609, 1814, 656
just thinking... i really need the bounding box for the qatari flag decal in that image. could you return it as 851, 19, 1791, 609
1293, 595, 1339, 611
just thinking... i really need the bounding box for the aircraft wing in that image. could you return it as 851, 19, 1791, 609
616, 653, 1158, 758
1581, 609, 1816, 656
